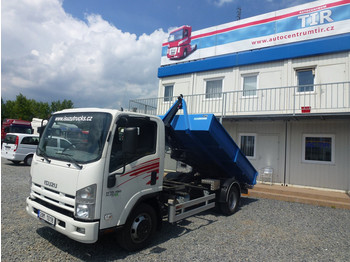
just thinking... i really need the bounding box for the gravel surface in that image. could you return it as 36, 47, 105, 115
2, 158, 350, 261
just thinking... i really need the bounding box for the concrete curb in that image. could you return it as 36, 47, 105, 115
245, 184, 350, 210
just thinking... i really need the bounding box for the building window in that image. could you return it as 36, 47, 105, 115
297, 68, 314, 92
205, 79, 222, 99
242, 74, 257, 97
239, 134, 256, 158
164, 85, 173, 102
302, 134, 334, 164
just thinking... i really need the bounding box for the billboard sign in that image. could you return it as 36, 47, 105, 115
160, 0, 350, 66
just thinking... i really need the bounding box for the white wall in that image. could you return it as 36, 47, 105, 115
159, 51, 349, 95
223, 119, 286, 184
159, 51, 350, 191
159, 74, 192, 98
287, 119, 350, 191
223, 118, 350, 191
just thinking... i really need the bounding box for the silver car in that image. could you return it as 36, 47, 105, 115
1, 133, 39, 165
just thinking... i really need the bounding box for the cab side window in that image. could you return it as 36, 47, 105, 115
109, 117, 157, 173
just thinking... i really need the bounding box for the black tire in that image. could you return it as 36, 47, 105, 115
183, 49, 188, 58
220, 183, 240, 215
24, 155, 33, 166
117, 203, 157, 251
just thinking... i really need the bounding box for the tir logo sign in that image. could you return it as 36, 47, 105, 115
298, 10, 333, 28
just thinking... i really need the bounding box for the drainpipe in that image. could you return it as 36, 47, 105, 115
283, 120, 288, 186
220, 93, 226, 124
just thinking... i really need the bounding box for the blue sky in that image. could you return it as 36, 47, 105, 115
62, 0, 315, 36
2, 0, 315, 109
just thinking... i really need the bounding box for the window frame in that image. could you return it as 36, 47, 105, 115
302, 134, 335, 165
205, 78, 223, 100
21, 136, 39, 145
239, 133, 257, 159
296, 67, 315, 93
241, 73, 258, 97
164, 84, 174, 102
109, 116, 158, 174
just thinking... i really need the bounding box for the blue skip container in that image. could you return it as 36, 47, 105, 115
160, 99, 258, 186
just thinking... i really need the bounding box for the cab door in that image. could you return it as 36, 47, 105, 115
100, 116, 161, 230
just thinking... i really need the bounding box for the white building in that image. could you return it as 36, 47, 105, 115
130, 0, 350, 192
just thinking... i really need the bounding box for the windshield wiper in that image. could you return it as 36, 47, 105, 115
37, 148, 51, 163
56, 152, 83, 170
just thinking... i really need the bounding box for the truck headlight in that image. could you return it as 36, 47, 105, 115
75, 184, 97, 220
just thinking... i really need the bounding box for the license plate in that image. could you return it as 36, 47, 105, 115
38, 210, 55, 226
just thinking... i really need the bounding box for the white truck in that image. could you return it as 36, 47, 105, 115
31, 118, 48, 135
26, 97, 257, 251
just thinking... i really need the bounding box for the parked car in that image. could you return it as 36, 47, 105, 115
45, 136, 74, 155
1, 133, 39, 165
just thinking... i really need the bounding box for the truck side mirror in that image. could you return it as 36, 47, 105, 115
122, 127, 138, 156
38, 126, 45, 138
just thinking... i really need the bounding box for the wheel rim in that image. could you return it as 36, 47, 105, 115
130, 213, 152, 243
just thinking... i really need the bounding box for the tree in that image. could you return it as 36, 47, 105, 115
50, 99, 74, 114
30, 100, 51, 119
2, 98, 16, 120
1, 94, 74, 121
1, 98, 6, 120
13, 93, 32, 120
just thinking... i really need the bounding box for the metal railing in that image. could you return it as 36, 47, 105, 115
129, 82, 350, 118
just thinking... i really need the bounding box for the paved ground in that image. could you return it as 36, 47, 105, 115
2, 158, 350, 261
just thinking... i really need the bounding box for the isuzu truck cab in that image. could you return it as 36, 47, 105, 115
26, 97, 257, 251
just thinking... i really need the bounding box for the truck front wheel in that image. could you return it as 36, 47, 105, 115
183, 49, 188, 58
117, 203, 157, 251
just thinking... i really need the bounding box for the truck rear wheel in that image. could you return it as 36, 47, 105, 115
220, 183, 240, 215
117, 203, 157, 251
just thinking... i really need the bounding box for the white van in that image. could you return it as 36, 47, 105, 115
1, 133, 39, 165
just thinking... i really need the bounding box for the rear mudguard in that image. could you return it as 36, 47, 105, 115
218, 178, 241, 203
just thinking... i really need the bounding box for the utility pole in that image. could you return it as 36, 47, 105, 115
237, 7, 241, 20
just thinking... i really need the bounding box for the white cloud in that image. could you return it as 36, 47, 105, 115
213, 0, 235, 7
1, 0, 168, 109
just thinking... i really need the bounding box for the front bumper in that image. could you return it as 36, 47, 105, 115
26, 197, 99, 243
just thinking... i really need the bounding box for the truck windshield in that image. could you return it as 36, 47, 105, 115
168, 29, 184, 42
37, 112, 112, 164
7, 125, 32, 134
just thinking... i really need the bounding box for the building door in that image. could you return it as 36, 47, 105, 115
256, 135, 280, 184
